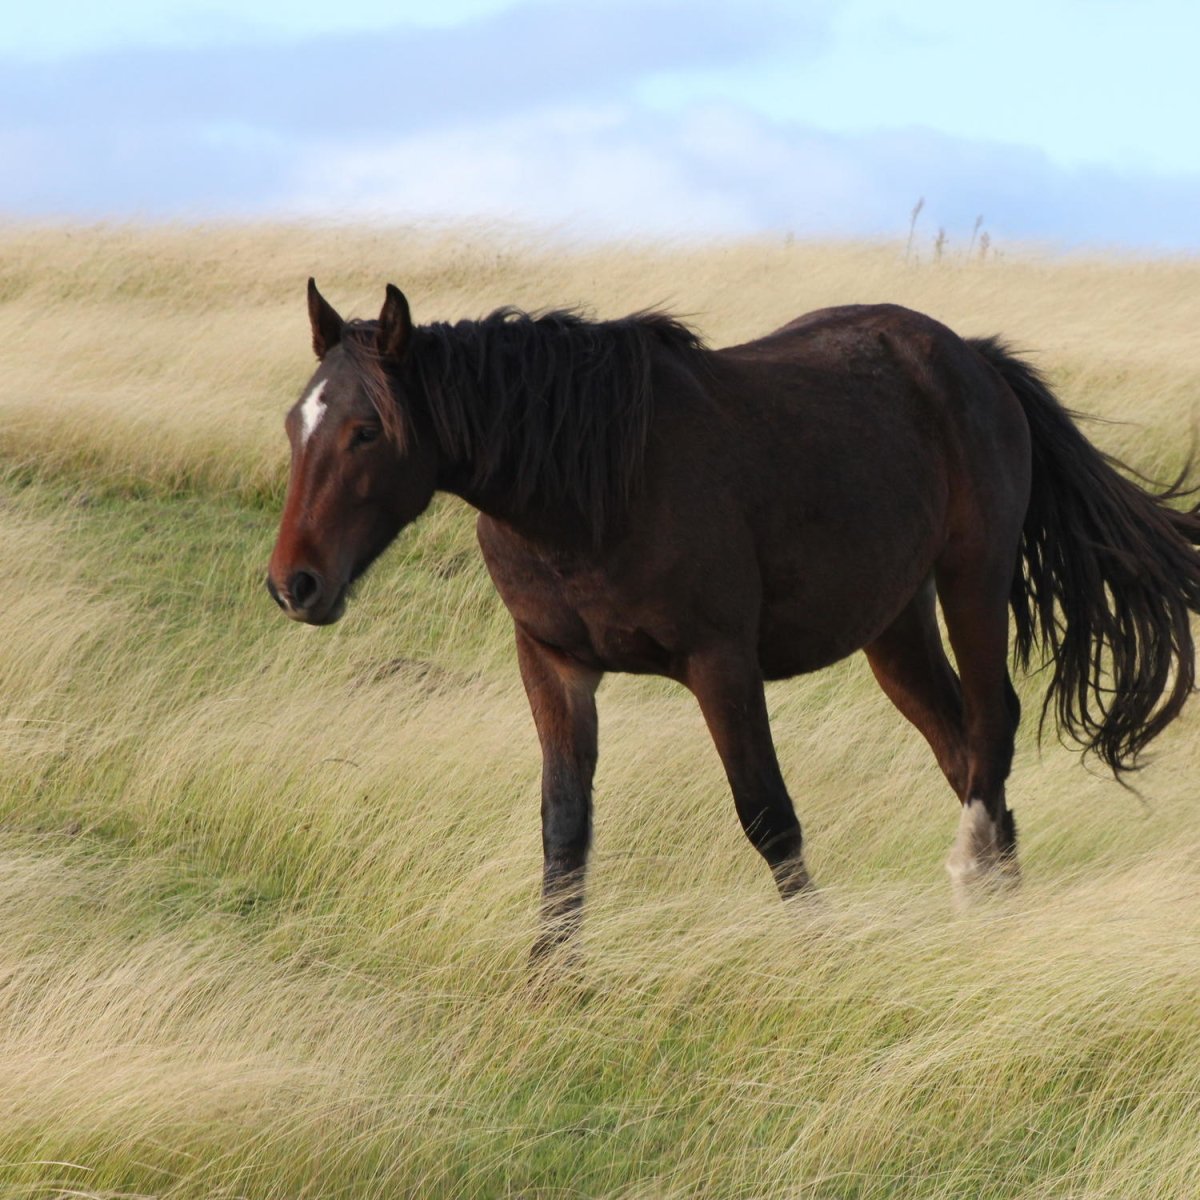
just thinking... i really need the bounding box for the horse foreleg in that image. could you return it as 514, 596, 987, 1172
686, 646, 810, 898
515, 626, 601, 967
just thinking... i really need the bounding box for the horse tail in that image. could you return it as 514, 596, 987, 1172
969, 335, 1200, 775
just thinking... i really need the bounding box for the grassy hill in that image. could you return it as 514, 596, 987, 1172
1, 224, 1198, 1198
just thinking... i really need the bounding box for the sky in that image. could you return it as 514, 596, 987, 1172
3, 0, 1199, 251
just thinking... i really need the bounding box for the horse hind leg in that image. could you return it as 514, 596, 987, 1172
935, 559, 1022, 903
864, 579, 969, 802
947, 787, 1018, 896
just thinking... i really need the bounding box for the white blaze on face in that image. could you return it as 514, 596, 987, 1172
299, 379, 328, 447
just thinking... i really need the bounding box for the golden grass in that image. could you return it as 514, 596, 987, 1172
0, 223, 1198, 1198
3, 223, 1198, 497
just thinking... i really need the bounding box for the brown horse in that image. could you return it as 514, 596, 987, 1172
267, 280, 1200, 960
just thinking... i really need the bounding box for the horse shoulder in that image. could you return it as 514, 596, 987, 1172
474, 514, 599, 658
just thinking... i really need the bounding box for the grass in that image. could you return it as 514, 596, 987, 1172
0, 223, 1198, 1198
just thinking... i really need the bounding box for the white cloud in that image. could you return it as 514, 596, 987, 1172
1, 0, 1197, 251
283, 106, 759, 238
277, 103, 1200, 251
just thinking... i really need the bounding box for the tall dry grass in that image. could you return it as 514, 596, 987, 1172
3, 223, 1198, 498
0, 223, 1198, 1198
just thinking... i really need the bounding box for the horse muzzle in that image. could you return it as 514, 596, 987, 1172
265, 569, 347, 626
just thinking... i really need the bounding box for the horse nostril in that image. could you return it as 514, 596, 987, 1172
265, 575, 286, 610
288, 569, 321, 611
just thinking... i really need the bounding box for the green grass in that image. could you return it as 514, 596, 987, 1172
1, 225, 1199, 1198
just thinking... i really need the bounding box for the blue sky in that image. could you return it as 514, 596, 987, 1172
3, 0, 1198, 250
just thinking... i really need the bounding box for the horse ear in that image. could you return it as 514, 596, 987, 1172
307, 278, 343, 361
378, 284, 413, 361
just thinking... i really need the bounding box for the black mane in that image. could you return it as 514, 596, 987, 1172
342, 308, 707, 540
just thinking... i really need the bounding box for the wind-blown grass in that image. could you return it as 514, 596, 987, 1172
0, 224, 1197, 1198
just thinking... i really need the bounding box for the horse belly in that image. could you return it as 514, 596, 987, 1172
757, 601, 896, 679
755, 516, 943, 680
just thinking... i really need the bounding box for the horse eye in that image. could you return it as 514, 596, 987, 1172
351, 424, 381, 447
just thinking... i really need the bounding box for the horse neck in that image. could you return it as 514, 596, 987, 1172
431, 413, 617, 550
414, 312, 668, 549
437, 460, 598, 548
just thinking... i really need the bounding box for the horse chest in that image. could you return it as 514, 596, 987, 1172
477, 530, 677, 675
510, 582, 674, 675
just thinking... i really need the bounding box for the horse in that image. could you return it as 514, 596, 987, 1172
267, 279, 1200, 962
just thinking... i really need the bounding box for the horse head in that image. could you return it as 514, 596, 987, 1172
266, 280, 438, 624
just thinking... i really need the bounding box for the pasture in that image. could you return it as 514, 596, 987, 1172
1, 224, 1198, 1198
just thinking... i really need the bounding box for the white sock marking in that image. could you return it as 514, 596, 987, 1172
299, 380, 328, 446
